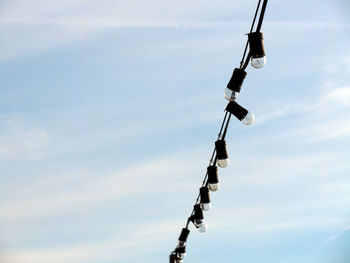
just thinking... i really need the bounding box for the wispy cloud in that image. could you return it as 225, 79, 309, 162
1, 17, 349, 30
0, 148, 206, 220
3, 219, 180, 263
327, 86, 350, 105
1, 1, 349, 263
0, 115, 50, 160
321, 225, 350, 247
0, 17, 249, 29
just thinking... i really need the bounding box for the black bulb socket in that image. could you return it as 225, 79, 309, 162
193, 204, 204, 220
225, 101, 248, 121
227, 68, 247, 93
207, 165, 219, 184
200, 187, 210, 204
215, 140, 228, 160
178, 228, 190, 243
248, 32, 265, 57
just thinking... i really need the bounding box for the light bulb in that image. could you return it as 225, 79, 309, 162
242, 111, 255, 125
195, 219, 208, 233
201, 203, 211, 211
248, 32, 266, 69
226, 101, 254, 125
226, 68, 247, 100
200, 187, 211, 211
207, 166, 219, 191
224, 88, 239, 101
209, 183, 220, 192
175, 247, 186, 260
198, 224, 208, 233
215, 140, 229, 168
217, 158, 229, 168
251, 56, 266, 69
192, 204, 207, 232
176, 252, 186, 260
177, 241, 186, 247
177, 228, 189, 247
194, 219, 204, 227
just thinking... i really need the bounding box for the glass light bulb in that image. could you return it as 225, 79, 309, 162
194, 219, 207, 232
177, 241, 186, 247
201, 203, 211, 211
242, 112, 255, 125
195, 219, 204, 226
195, 219, 208, 233
198, 224, 208, 233
217, 158, 229, 168
251, 56, 266, 69
209, 183, 219, 192
177, 253, 186, 259
224, 88, 238, 101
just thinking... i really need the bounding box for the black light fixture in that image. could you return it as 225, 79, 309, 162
177, 228, 190, 247
191, 204, 207, 233
248, 32, 266, 69
207, 165, 219, 191
170, 252, 183, 263
200, 187, 211, 211
169, 254, 176, 263
225, 101, 255, 125
173, 228, 190, 262
225, 68, 247, 101
175, 246, 186, 261
215, 139, 229, 168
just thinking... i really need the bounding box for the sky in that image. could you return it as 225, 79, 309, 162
0, 0, 350, 263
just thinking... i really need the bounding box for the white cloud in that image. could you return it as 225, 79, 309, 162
3, 219, 179, 263
0, 25, 98, 61
1, 125, 349, 262
0, 1, 349, 262
0, 17, 249, 29
327, 86, 350, 105
324, 54, 350, 74
0, 115, 50, 160
0, 148, 205, 220
0, 0, 246, 61
0, 0, 349, 61
255, 81, 350, 142
3, 17, 349, 30
321, 225, 350, 247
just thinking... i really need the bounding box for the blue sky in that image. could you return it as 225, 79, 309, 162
0, 1, 350, 262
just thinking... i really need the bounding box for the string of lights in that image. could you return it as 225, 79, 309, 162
169, 1, 269, 262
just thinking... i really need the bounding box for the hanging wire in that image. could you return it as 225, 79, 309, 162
218, 111, 229, 140
182, 0, 265, 232
256, 0, 269, 32
171, 0, 269, 259
184, 111, 230, 229
221, 113, 232, 140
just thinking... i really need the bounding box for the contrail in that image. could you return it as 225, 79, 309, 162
0, 17, 247, 29
321, 225, 350, 247
0, 17, 349, 30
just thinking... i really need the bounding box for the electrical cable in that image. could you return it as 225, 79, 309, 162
256, 0, 268, 33
170, 0, 269, 261
182, 0, 264, 234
